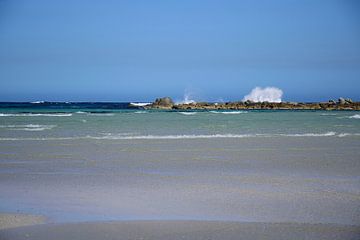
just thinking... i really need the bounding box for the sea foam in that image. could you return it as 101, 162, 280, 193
349, 114, 360, 119
1, 132, 356, 141
178, 112, 197, 115
0, 124, 56, 131
210, 111, 248, 114
130, 102, 151, 107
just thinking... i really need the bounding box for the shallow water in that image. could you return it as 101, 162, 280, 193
0, 106, 359, 225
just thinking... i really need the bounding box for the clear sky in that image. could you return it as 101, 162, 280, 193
0, 0, 359, 102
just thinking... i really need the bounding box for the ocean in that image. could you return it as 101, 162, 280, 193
0, 102, 359, 225
0, 102, 359, 140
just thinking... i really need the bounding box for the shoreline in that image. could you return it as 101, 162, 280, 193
1, 219, 359, 240
0, 213, 46, 230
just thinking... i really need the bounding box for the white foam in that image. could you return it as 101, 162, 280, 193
130, 102, 151, 107
30, 101, 45, 104
0, 124, 56, 131
320, 113, 337, 116
0, 113, 72, 117
1, 132, 355, 141
243, 87, 283, 103
210, 111, 248, 114
349, 114, 360, 119
178, 112, 197, 115
134, 111, 148, 114
279, 132, 336, 137
338, 133, 360, 137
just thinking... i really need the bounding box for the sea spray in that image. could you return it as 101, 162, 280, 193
243, 87, 283, 103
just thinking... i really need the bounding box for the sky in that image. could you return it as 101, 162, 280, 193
0, 0, 359, 102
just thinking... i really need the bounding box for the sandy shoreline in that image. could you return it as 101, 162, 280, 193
0, 213, 46, 230
1, 219, 359, 240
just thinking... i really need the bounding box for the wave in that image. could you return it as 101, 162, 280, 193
178, 112, 197, 115
75, 111, 115, 116
129, 102, 151, 107
320, 113, 337, 116
30, 101, 45, 104
134, 111, 148, 114
0, 124, 56, 131
338, 133, 360, 137
0, 113, 72, 117
279, 132, 336, 137
210, 111, 248, 114
1, 132, 358, 141
349, 114, 360, 119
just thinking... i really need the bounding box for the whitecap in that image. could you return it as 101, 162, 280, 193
280, 132, 336, 137
349, 114, 360, 119
178, 112, 197, 115
338, 133, 360, 137
209, 111, 248, 114
129, 102, 151, 107
0, 124, 56, 131
1, 132, 355, 141
134, 111, 148, 114
320, 113, 337, 116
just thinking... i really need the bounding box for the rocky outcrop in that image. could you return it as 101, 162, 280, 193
143, 98, 360, 111
145, 97, 174, 109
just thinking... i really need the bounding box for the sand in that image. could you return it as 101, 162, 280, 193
1, 220, 359, 240
0, 213, 45, 230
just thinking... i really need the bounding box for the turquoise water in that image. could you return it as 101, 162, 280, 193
0, 108, 360, 140
1, 106, 360, 225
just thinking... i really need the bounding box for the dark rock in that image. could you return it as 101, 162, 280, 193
153, 97, 174, 107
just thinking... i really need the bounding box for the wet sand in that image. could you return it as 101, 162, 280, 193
1, 220, 359, 240
0, 213, 45, 230
0, 137, 359, 238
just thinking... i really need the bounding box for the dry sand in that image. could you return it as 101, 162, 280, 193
1, 220, 359, 240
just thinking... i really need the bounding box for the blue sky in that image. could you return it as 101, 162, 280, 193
0, 0, 359, 102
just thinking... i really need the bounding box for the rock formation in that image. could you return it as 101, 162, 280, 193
147, 97, 174, 109
142, 97, 359, 111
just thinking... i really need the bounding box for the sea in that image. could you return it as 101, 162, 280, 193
0, 102, 359, 225
0, 102, 359, 140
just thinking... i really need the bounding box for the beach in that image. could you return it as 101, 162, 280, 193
0, 109, 359, 239
2, 220, 360, 240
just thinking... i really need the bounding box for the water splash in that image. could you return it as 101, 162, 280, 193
243, 87, 283, 103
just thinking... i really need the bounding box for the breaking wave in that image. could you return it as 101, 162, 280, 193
0, 124, 56, 131
178, 112, 197, 115
349, 114, 360, 119
1, 132, 358, 141
320, 113, 337, 116
210, 111, 248, 114
129, 102, 151, 107
0, 113, 72, 117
